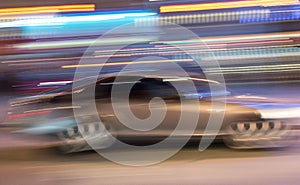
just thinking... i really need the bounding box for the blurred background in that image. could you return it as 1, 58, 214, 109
0, 0, 299, 96
0, 0, 299, 95
0, 0, 300, 184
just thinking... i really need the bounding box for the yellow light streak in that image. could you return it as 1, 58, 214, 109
160, 0, 299, 13
0, 4, 95, 16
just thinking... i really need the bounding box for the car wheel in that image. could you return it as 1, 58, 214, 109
223, 121, 293, 149
57, 125, 86, 153
57, 122, 115, 153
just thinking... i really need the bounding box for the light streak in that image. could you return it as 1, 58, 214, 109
61, 59, 194, 68
0, 4, 95, 16
160, 0, 299, 13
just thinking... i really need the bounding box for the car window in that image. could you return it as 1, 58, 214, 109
93, 77, 180, 100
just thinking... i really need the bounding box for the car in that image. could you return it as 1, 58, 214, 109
5, 73, 296, 153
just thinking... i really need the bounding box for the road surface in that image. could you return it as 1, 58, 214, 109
0, 130, 300, 185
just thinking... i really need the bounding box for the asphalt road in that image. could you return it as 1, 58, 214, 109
0, 138, 300, 185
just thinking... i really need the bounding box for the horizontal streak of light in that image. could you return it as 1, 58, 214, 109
155, 38, 293, 48
0, 15, 55, 21
94, 50, 185, 58
209, 68, 300, 74
24, 106, 80, 113
93, 38, 293, 54
61, 59, 194, 68
210, 40, 294, 47
94, 38, 294, 52
94, 45, 300, 58
2, 56, 84, 64
227, 80, 300, 85
94, 46, 159, 53
10, 31, 300, 52
7, 111, 51, 120
152, 43, 298, 53
160, 0, 299, 13
210, 64, 300, 72
0, 12, 156, 28
151, 41, 294, 52
14, 37, 155, 49
11, 40, 295, 64
99, 81, 141, 85
159, 32, 300, 44
9, 47, 300, 66
202, 34, 300, 43
202, 51, 300, 60
137, 10, 270, 25
143, 9, 300, 25
38, 81, 72, 86
0, 4, 95, 16
163, 78, 189, 82
5, 39, 292, 64
206, 63, 300, 74
6, 46, 300, 66
4, 32, 299, 64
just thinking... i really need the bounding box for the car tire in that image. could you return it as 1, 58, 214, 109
223, 121, 293, 149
